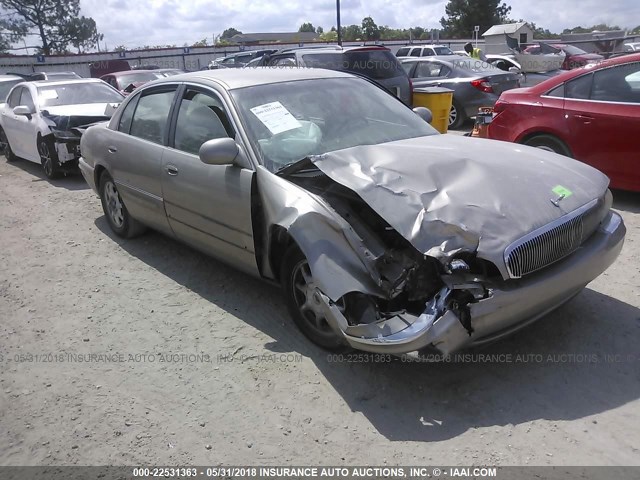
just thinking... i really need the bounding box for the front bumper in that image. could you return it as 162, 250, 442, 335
79, 157, 97, 193
319, 211, 625, 355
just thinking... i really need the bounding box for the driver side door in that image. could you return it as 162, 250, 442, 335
161, 85, 258, 275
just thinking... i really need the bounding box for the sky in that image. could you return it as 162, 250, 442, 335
80, 0, 640, 50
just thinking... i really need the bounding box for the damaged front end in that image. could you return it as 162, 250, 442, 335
42, 106, 117, 166
273, 162, 494, 355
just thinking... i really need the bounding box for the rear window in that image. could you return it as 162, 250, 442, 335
303, 50, 404, 80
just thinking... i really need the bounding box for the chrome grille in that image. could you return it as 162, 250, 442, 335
504, 199, 599, 279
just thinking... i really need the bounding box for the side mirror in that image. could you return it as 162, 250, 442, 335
413, 107, 433, 124
13, 105, 33, 116
199, 137, 239, 166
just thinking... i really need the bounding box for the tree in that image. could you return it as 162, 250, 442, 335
319, 30, 337, 42
221, 28, 241, 39
1, 0, 103, 54
631, 25, 640, 35
298, 22, 315, 33
361, 16, 380, 40
341, 24, 362, 41
562, 24, 622, 34
192, 37, 209, 47
440, 0, 512, 38
65, 17, 103, 53
316, 26, 324, 35
0, 18, 27, 53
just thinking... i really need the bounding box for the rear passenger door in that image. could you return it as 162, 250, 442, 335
106, 85, 177, 233
161, 85, 258, 275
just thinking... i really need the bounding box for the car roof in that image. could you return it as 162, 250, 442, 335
278, 45, 391, 54
529, 52, 640, 92
31, 78, 106, 87
399, 44, 450, 49
148, 67, 355, 90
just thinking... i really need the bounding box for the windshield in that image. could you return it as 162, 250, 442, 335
116, 72, 161, 88
37, 82, 124, 107
231, 77, 437, 173
0, 79, 23, 102
562, 45, 587, 55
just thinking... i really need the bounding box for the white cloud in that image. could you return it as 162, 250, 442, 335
81, 0, 639, 49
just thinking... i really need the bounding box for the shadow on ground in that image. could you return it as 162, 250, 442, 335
5, 157, 89, 191
95, 214, 640, 442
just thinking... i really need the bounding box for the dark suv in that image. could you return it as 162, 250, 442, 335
255, 46, 412, 106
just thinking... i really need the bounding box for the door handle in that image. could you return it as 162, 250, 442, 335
166, 165, 179, 176
574, 114, 593, 124
108, 146, 118, 153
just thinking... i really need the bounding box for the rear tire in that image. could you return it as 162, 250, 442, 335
281, 245, 346, 350
99, 172, 146, 238
0, 128, 17, 162
38, 135, 61, 179
523, 134, 572, 157
448, 99, 466, 129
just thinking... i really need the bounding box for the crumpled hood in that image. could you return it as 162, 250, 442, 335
310, 135, 609, 274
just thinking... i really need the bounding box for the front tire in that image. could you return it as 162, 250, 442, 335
0, 128, 17, 162
523, 134, 572, 157
38, 135, 61, 179
281, 245, 345, 350
99, 172, 146, 238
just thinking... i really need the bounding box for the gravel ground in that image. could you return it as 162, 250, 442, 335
0, 155, 638, 467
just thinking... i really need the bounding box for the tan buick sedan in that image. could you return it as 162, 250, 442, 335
79, 68, 625, 355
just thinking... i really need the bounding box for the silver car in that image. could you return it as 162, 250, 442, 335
401, 55, 521, 128
79, 68, 625, 356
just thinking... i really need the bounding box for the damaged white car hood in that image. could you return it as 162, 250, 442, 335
310, 135, 609, 276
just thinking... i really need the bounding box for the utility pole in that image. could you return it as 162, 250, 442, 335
336, 0, 342, 45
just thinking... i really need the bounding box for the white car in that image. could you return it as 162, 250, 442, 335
0, 78, 123, 179
396, 44, 455, 57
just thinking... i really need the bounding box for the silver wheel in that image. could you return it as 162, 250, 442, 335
449, 104, 458, 127
291, 259, 334, 337
104, 180, 124, 228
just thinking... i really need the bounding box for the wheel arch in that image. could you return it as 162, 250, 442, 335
518, 131, 573, 157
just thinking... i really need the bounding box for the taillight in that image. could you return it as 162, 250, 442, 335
471, 78, 494, 93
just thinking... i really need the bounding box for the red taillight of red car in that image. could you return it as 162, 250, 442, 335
471, 78, 494, 93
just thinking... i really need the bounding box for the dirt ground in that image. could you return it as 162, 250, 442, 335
0, 156, 639, 467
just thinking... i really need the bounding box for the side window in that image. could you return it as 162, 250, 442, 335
546, 84, 565, 98
396, 48, 410, 56
7, 87, 22, 108
409, 48, 421, 57
591, 63, 640, 103
270, 56, 296, 66
20, 88, 35, 111
117, 96, 138, 133
173, 89, 233, 155
129, 89, 176, 145
421, 49, 434, 56
565, 73, 593, 100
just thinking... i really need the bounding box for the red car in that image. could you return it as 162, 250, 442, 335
100, 70, 161, 95
524, 44, 604, 70
487, 53, 640, 191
